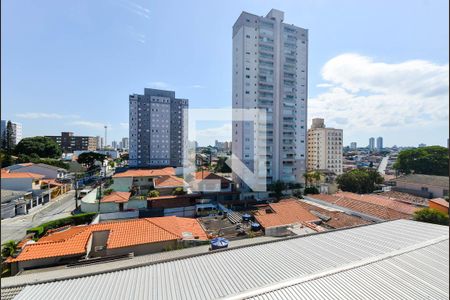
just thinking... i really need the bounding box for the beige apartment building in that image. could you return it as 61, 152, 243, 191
307, 118, 343, 175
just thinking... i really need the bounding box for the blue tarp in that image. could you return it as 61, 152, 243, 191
211, 237, 229, 250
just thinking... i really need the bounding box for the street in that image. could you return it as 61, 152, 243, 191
1, 190, 77, 244
377, 155, 389, 175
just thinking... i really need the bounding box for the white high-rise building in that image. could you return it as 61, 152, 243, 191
232, 9, 308, 187
369, 137, 375, 151
11, 122, 22, 145
376, 137, 383, 151
307, 118, 343, 175
122, 137, 129, 149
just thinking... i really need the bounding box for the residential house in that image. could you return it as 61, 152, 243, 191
7, 216, 208, 275
1, 190, 31, 219
392, 174, 449, 198
254, 200, 322, 236
111, 167, 175, 194
429, 198, 449, 214
7, 163, 68, 179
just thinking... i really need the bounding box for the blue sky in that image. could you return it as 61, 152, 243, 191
2, 0, 449, 147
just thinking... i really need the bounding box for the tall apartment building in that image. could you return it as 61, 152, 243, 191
129, 88, 188, 168
376, 136, 383, 151
232, 9, 308, 186
122, 137, 129, 149
1, 120, 22, 146
46, 132, 97, 153
350, 142, 357, 150
307, 118, 343, 175
369, 137, 375, 151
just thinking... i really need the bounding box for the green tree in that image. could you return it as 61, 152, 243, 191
148, 190, 160, 198
272, 180, 286, 201
214, 157, 232, 173
1, 240, 18, 259
336, 168, 384, 194
292, 189, 303, 198
393, 146, 449, 176
77, 152, 107, 170
172, 187, 186, 195
304, 186, 320, 195
413, 208, 449, 225
14, 136, 62, 158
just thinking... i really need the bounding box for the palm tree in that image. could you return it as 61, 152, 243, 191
303, 172, 312, 187
312, 171, 322, 186
1, 240, 18, 259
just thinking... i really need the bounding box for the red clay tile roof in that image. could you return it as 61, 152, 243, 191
1, 171, 45, 179
336, 192, 418, 215
154, 175, 186, 188
112, 167, 175, 178
101, 191, 131, 203
429, 198, 449, 208
255, 199, 321, 228
41, 179, 64, 187
296, 201, 371, 229
8, 217, 208, 262
194, 171, 231, 183
308, 194, 412, 220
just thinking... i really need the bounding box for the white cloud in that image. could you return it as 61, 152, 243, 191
16, 113, 79, 119
310, 54, 449, 134
316, 83, 334, 88
193, 123, 231, 146
71, 121, 110, 130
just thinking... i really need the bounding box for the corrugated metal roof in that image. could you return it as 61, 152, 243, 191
11, 220, 449, 300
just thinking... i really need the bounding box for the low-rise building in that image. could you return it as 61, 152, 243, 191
429, 198, 449, 214
45, 132, 97, 153
6, 163, 67, 179
306, 192, 419, 221
1, 190, 30, 219
254, 200, 322, 236
1, 170, 44, 191
392, 174, 449, 198
6, 216, 208, 275
111, 167, 175, 193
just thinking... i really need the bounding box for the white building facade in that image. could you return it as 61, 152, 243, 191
129, 88, 188, 168
307, 118, 343, 175
232, 9, 308, 187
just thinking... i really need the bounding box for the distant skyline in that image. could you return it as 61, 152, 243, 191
2, 0, 449, 147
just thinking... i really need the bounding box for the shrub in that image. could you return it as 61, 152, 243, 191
148, 190, 160, 198
172, 187, 186, 195
292, 189, 303, 198
304, 186, 319, 195
103, 188, 114, 196
26, 212, 97, 238
413, 208, 449, 226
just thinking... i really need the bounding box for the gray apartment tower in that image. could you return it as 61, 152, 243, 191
129, 88, 188, 168
232, 9, 308, 186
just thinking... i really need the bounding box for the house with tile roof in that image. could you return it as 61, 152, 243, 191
254, 200, 322, 236
111, 167, 176, 193
7, 163, 68, 179
153, 175, 188, 195
392, 174, 449, 198
429, 198, 449, 214
306, 193, 414, 221
191, 171, 233, 192
1, 169, 44, 191
6, 216, 208, 275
